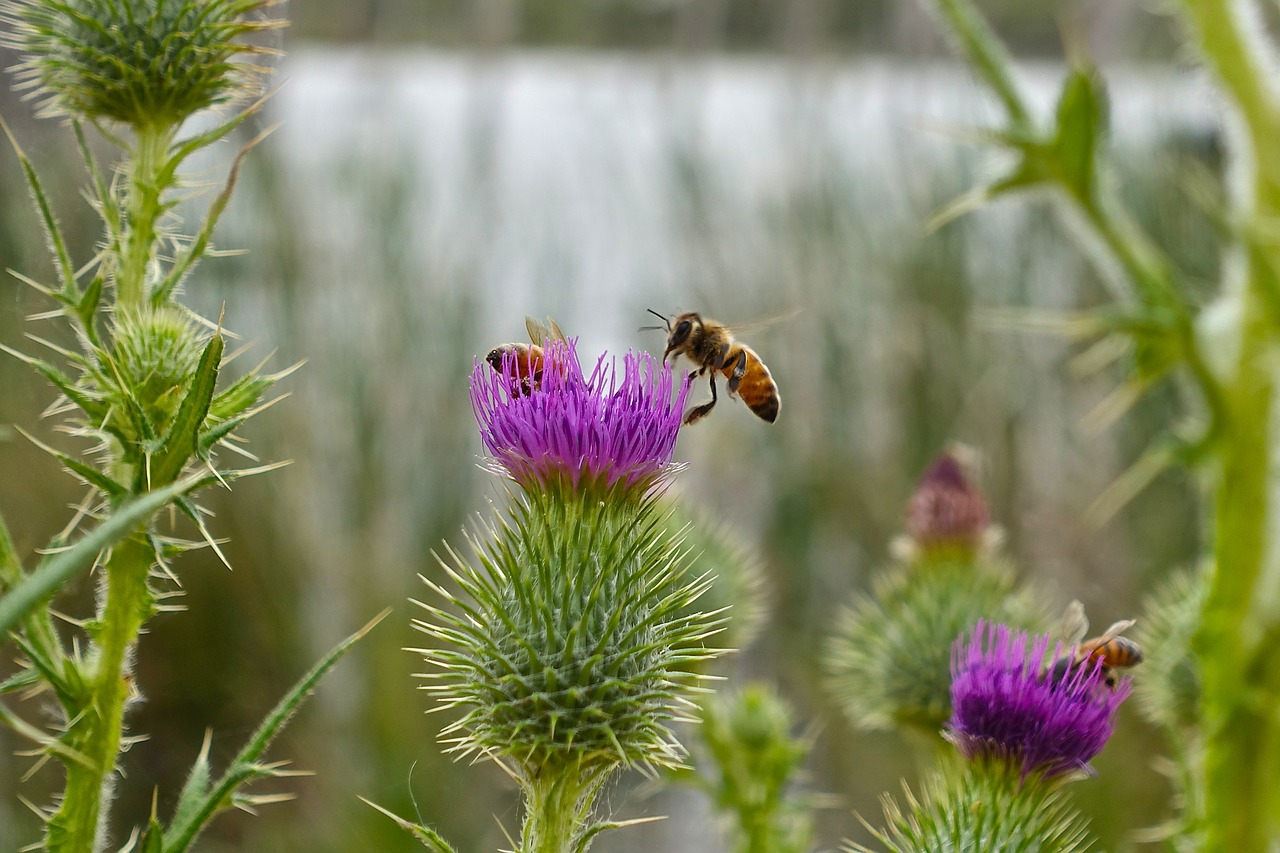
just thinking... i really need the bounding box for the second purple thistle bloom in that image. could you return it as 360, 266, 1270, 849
948, 621, 1131, 782
471, 338, 690, 492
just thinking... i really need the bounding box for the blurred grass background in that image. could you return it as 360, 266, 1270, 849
0, 3, 1216, 850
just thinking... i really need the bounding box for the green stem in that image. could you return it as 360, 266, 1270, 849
520, 766, 607, 853
118, 125, 174, 308
1176, 1, 1280, 850
45, 533, 155, 853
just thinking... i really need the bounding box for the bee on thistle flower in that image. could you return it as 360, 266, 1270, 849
471, 335, 691, 494
948, 621, 1131, 781
417, 329, 723, 845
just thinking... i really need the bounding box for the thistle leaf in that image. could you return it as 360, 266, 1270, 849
76, 276, 104, 334
0, 476, 206, 636
0, 702, 94, 770
169, 731, 215, 835
140, 819, 165, 853
0, 116, 78, 299
162, 610, 389, 852
197, 415, 246, 458
150, 331, 223, 487
209, 369, 273, 421
16, 426, 128, 502
0, 343, 106, 420
154, 124, 273, 305
1053, 67, 1107, 204
360, 798, 460, 853
0, 509, 20, 591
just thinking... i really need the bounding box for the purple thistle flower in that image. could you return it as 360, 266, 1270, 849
947, 621, 1131, 781
470, 337, 690, 492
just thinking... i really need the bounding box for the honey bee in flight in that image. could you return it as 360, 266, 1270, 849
1047, 600, 1143, 689
485, 315, 566, 396
646, 310, 780, 426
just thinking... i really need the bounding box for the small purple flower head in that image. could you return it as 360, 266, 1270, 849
947, 621, 1131, 781
903, 447, 992, 557
470, 337, 690, 493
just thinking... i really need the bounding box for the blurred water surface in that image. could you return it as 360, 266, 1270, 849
0, 49, 1216, 850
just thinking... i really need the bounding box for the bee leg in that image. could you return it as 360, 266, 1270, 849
684, 368, 718, 425
726, 349, 747, 395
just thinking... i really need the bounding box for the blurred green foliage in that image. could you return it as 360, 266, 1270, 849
290, 0, 1181, 59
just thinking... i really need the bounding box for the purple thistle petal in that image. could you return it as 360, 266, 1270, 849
470, 338, 690, 492
947, 621, 1131, 781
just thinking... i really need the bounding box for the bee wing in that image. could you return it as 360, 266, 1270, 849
724, 307, 803, 337
1093, 618, 1136, 644
1059, 600, 1089, 645
525, 315, 566, 346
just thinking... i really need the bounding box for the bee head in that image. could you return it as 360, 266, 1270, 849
663, 312, 700, 360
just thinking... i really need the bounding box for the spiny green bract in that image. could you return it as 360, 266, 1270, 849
825, 557, 1049, 735
2, 0, 278, 127
415, 485, 725, 777
1133, 567, 1204, 732
848, 760, 1096, 853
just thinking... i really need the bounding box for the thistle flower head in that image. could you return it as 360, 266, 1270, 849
902, 447, 994, 558
470, 338, 689, 494
948, 621, 1130, 781
2, 0, 279, 127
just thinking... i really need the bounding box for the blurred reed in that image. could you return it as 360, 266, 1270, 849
0, 51, 1212, 851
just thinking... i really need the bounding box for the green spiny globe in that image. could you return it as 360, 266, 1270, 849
3, 0, 277, 127
1133, 567, 1204, 732
847, 760, 1096, 853
108, 304, 206, 436
825, 557, 1050, 735
420, 488, 723, 778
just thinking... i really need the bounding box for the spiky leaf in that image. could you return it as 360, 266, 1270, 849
1052, 67, 1107, 204
162, 611, 388, 852
0, 475, 207, 635
150, 330, 223, 486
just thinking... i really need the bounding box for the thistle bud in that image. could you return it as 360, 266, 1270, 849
108, 305, 207, 437
3, 0, 279, 128
901, 447, 995, 560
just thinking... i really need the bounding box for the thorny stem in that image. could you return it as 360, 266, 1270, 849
1176, 0, 1280, 849
520, 766, 608, 853
117, 125, 175, 307
45, 533, 154, 852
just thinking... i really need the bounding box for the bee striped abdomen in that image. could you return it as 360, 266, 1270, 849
722, 345, 779, 423
1087, 637, 1144, 669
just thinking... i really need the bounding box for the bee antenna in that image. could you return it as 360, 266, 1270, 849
644, 308, 671, 331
